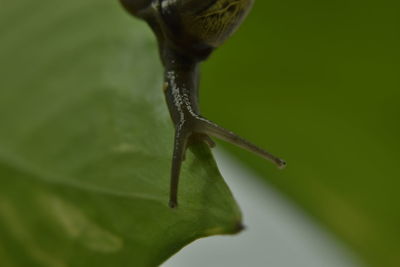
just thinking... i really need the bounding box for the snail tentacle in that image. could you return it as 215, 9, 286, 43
198, 119, 287, 169
169, 124, 190, 208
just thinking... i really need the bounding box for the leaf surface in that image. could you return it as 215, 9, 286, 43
0, 1, 241, 266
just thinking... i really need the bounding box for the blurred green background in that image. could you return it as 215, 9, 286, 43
201, 1, 400, 266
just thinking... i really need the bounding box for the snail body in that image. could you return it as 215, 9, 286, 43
120, 0, 285, 208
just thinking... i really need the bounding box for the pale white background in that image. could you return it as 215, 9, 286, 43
163, 149, 363, 267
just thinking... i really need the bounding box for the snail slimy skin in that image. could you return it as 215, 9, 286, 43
119, 0, 286, 208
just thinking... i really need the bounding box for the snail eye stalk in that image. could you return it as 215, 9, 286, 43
119, 0, 286, 208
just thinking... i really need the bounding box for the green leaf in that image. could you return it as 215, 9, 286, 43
201, 1, 400, 267
0, 1, 241, 266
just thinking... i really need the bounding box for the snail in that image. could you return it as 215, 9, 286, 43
119, 0, 286, 208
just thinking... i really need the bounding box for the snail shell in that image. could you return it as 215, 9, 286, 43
161, 0, 254, 48
120, 0, 254, 50
161, 0, 254, 47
